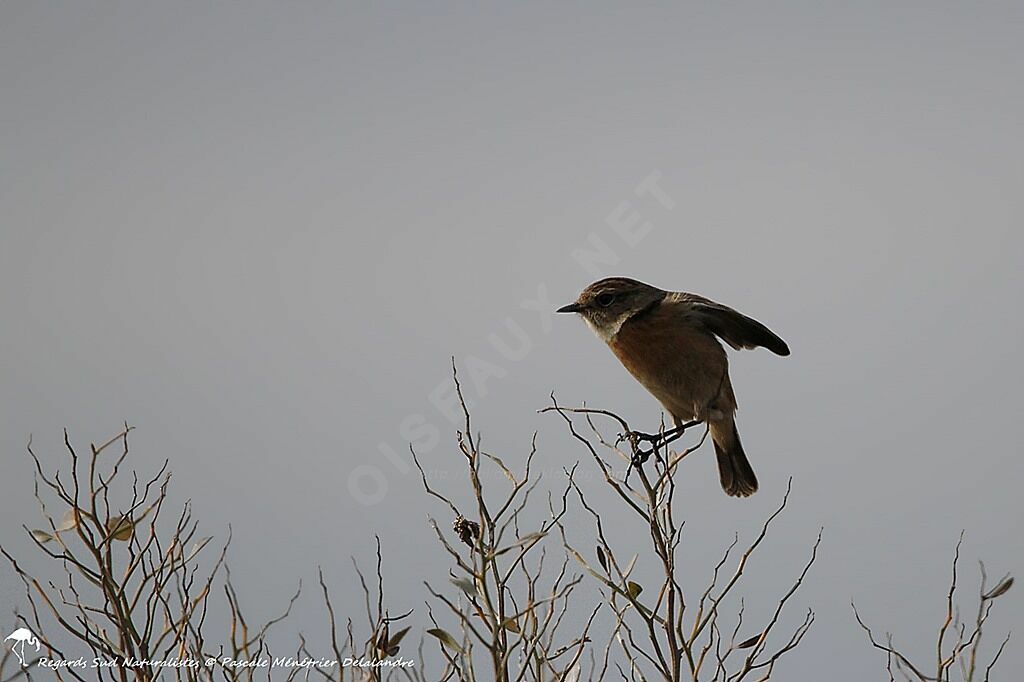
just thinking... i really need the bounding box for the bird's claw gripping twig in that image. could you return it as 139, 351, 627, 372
618, 431, 661, 466
619, 421, 702, 469
631, 446, 656, 467
618, 430, 661, 447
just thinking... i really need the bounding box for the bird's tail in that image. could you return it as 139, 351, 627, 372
709, 418, 758, 497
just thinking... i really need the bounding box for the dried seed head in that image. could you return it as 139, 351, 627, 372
453, 516, 480, 548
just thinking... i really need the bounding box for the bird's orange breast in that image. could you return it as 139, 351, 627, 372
607, 303, 733, 421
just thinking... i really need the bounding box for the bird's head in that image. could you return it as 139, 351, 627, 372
557, 277, 666, 340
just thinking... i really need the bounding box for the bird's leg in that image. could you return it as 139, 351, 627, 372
622, 420, 701, 466
619, 430, 662, 467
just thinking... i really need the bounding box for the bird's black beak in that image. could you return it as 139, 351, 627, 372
556, 302, 583, 313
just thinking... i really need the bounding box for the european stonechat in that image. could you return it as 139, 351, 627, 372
558, 277, 789, 497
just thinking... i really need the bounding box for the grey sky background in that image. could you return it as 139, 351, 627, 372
2, 2, 1022, 678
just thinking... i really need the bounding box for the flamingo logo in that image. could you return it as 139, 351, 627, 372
4, 628, 40, 666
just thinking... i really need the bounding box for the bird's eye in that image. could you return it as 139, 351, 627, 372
595, 293, 616, 308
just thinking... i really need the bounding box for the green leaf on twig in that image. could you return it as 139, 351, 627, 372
983, 576, 1014, 600
450, 577, 478, 598
30, 529, 54, 544
736, 633, 762, 649
426, 628, 464, 653
107, 516, 134, 542
386, 626, 411, 653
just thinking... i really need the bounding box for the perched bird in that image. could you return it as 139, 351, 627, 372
557, 277, 789, 497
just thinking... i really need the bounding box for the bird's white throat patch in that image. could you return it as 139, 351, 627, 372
584, 314, 629, 343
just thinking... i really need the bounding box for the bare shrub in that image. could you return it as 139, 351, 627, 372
0, 372, 1013, 681
0, 428, 412, 682
542, 398, 819, 681
853, 534, 1013, 682
410, 368, 595, 682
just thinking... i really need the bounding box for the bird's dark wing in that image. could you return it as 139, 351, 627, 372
673, 293, 790, 356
